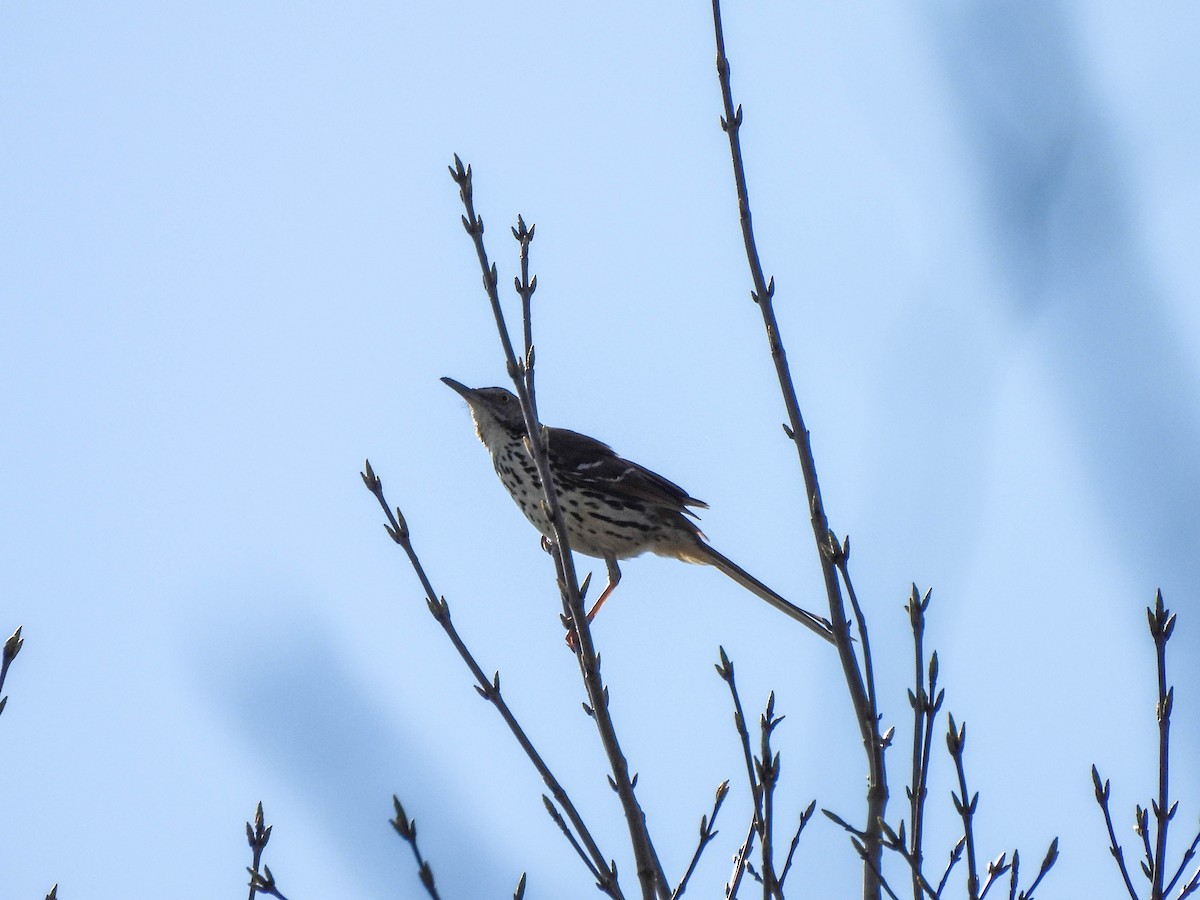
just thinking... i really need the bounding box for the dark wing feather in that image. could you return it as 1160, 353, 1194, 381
546, 426, 708, 514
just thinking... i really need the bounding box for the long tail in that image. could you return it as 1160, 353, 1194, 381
690, 543, 835, 644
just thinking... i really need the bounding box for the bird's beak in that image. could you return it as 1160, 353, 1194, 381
440, 377, 476, 401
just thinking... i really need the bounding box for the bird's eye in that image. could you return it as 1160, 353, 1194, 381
498, 394, 509, 403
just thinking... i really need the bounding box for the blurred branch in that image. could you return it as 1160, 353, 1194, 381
707, 4, 887, 895
390, 796, 441, 900
448, 156, 665, 898
246, 802, 289, 900
361, 460, 622, 897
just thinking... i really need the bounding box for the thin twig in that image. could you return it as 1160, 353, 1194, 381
1140, 805, 1156, 883
977, 851, 1010, 900
937, 838, 966, 898
777, 800, 816, 891
246, 802, 290, 900
361, 460, 622, 897
0, 626, 23, 720
390, 796, 442, 900
512, 215, 537, 408
727, 816, 759, 900
717, 648, 762, 815
707, 5, 887, 895
1178, 867, 1200, 900
1091, 765, 1140, 900
833, 536, 882, 743
543, 795, 604, 885
905, 587, 939, 900
758, 692, 783, 897
1021, 839, 1059, 900
716, 646, 764, 899
824, 811, 942, 900
670, 781, 731, 900
947, 715, 980, 900
830, 816, 902, 900
1166, 827, 1200, 897
1149, 592, 1175, 900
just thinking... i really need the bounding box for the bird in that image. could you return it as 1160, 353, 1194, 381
441, 377, 835, 645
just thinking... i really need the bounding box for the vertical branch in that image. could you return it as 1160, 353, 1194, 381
908, 589, 928, 900
1093, 592, 1192, 900
707, 4, 887, 896
758, 692, 783, 897
1149, 592, 1175, 900
447, 158, 664, 899
717, 648, 763, 898
246, 802, 290, 900
512, 215, 537, 407
947, 716, 980, 900
906, 587, 942, 900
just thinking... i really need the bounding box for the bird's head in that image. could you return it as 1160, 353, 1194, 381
441, 377, 529, 449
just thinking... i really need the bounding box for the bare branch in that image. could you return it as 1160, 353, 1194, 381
758, 692, 783, 896
246, 802, 290, 900
361, 459, 622, 897
1166, 826, 1200, 897
450, 156, 664, 897
946, 715, 980, 899
670, 781, 730, 900
390, 796, 441, 900
1091, 764, 1140, 900
777, 800, 816, 890
716, 647, 762, 816
707, 5, 887, 894
727, 816, 758, 900
1150, 591, 1175, 899
0, 625, 24, 719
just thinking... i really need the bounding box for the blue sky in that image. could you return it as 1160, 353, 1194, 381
1, 3, 1198, 898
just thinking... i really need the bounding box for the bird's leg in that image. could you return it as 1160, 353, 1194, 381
564, 557, 622, 652
584, 556, 622, 623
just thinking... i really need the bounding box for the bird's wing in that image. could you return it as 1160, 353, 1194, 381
546, 427, 709, 514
